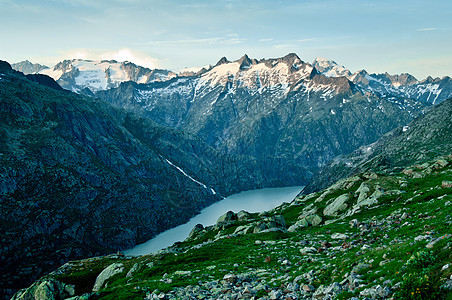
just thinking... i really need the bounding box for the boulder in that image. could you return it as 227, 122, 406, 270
217, 211, 236, 223
442, 181, 452, 188
237, 210, 251, 221
188, 224, 204, 239
331, 233, 348, 239
288, 218, 309, 232
11, 278, 75, 300
323, 194, 350, 216
356, 186, 384, 207
223, 274, 237, 284
355, 182, 371, 203
305, 214, 322, 226
253, 215, 286, 233
92, 263, 124, 292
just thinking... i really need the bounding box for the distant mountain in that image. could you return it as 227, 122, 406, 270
98, 53, 428, 177
11, 60, 48, 75
38, 59, 177, 93
312, 57, 352, 78
0, 60, 306, 298
313, 58, 452, 105
303, 97, 452, 193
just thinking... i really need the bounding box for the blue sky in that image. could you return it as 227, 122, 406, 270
1, 0, 451, 79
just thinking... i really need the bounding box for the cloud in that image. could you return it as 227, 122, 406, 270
298, 38, 315, 43
416, 28, 438, 31
100, 49, 160, 68
58, 48, 160, 68
259, 38, 273, 42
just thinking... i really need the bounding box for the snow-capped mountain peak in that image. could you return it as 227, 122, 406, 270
39, 59, 176, 93
312, 57, 352, 78
200, 53, 314, 92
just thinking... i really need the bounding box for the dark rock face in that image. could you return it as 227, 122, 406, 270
0, 60, 12, 72
25, 74, 64, 91
0, 62, 306, 298
304, 98, 452, 193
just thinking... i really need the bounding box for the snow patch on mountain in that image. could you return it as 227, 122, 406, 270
163, 157, 216, 195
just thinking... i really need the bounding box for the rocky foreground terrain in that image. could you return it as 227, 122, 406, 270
13, 154, 452, 299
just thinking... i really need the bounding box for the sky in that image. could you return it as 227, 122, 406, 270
1, 0, 451, 80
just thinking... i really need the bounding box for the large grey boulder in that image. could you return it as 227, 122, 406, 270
12, 278, 75, 300
217, 211, 236, 223
305, 214, 322, 226
355, 182, 371, 202
92, 263, 124, 292
188, 224, 204, 239
323, 194, 350, 216
253, 215, 286, 233
288, 218, 309, 232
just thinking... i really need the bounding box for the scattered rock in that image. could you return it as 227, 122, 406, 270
331, 233, 348, 239
442, 181, 452, 188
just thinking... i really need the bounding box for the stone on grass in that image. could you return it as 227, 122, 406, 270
188, 224, 204, 239
93, 263, 124, 292
323, 194, 349, 216
217, 211, 236, 223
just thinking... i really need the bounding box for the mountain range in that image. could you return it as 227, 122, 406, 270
95, 53, 430, 174
14, 54, 452, 105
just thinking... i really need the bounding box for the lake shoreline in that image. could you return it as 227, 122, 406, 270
125, 186, 303, 256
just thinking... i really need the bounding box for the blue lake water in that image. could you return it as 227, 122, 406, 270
125, 186, 303, 256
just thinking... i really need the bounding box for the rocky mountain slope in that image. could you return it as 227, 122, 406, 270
13, 150, 452, 299
0, 60, 307, 298
34, 59, 177, 93
304, 97, 452, 193
97, 53, 428, 175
